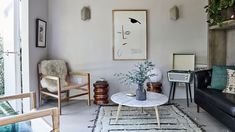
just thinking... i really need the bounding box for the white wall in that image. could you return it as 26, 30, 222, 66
29, 0, 48, 91
20, 0, 48, 110
48, 0, 208, 99
227, 30, 235, 65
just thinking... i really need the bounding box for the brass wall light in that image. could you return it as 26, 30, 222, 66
170, 6, 179, 21
81, 6, 91, 21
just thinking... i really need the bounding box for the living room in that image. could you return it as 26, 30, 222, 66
0, 0, 235, 132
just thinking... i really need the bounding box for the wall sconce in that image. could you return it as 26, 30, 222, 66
81, 6, 91, 21
170, 6, 179, 21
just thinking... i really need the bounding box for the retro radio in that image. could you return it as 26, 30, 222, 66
167, 70, 192, 83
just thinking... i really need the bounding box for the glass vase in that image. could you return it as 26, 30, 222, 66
136, 84, 146, 101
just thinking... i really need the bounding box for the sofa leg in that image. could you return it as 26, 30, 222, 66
197, 105, 200, 113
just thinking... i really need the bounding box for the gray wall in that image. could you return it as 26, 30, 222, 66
28, 0, 48, 92
227, 30, 235, 65
48, 0, 208, 99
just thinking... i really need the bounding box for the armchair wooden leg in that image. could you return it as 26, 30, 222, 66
57, 79, 62, 115
52, 108, 60, 132
87, 74, 91, 106
58, 92, 62, 115
66, 91, 69, 102
39, 92, 42, 106
88, 89, 91, 106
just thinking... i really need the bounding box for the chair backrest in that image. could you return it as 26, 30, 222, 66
40, 60, 67, 77
38, 60, 68, 92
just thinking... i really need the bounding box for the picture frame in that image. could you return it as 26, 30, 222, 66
173, 53, 195, 71
112, 10, 147, 60
36, 19, 47, 48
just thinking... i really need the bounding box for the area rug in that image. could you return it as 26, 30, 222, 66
92, 105, 203, 132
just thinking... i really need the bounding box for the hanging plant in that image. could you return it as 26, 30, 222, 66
205, 0, 235, 26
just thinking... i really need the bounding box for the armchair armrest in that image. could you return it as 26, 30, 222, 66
42, 75, 60, 81
0, 108, 60, 132
0, 92, 60, 132
69, 72, 90, 77
194, 69, 212, 90
0, 92, 36, 109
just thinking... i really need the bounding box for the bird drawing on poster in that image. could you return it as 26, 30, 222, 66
129, 18, 141, 24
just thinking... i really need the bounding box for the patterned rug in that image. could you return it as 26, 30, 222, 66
92, 105, 203, 132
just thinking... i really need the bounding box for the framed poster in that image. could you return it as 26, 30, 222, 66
36, 19, 47, 48
113, 10, 147, 60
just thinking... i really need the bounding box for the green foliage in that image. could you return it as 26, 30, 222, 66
0, 36, 4, 95
114, 61, 156, 86
205, 0, 235, 26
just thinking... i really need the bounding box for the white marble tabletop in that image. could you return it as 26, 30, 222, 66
111, 91, 168, 107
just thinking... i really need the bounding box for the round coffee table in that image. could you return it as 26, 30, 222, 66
111, 91, 168, 128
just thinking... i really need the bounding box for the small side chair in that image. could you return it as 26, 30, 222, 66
38, 60, 91, 114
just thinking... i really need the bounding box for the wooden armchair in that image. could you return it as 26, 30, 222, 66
38, 60, 91, 114
0, 92, 60, 132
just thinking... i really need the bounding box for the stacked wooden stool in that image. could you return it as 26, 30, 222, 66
147, 82, 162, 93
93, 81, 109, 105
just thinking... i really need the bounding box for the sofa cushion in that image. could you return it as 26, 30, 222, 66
223, 69, 235, 94
210, 65, 235, 90
195, 88, 235, 117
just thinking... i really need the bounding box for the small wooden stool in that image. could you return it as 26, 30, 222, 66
147, 82, 162, 93
93, 81, 109, 105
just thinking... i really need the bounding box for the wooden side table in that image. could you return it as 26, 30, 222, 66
93, 81, 109, 105
147, 82, 162, 93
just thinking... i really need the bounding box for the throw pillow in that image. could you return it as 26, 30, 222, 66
223, 69, 235, 94
210, 65, 235, 90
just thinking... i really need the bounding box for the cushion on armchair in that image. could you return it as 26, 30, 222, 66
40, 60, 68, 92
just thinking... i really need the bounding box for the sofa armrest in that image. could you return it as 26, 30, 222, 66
194, 69, 212, 90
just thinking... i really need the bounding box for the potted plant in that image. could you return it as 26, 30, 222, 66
114, 61, 156, 101
205, 0, 235, 26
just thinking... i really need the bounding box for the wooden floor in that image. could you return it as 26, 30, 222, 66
41, 99, 230, 132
